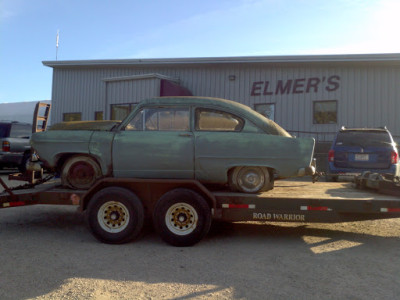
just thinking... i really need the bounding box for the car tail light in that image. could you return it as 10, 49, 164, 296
2, 141, 10, 152
391, 150, 398, 164
328, 149, 335, 162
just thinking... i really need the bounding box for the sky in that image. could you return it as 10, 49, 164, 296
1, 0, 400, 103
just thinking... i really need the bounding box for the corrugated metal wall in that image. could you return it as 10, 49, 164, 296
50, 63, 400, 141
105, 78, 160, 119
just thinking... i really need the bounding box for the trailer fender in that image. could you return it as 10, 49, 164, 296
79, 178, 217, 215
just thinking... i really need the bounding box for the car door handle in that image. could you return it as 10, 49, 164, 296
179, 133, 193, 137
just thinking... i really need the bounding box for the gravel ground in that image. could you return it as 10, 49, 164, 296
1, 171, 400, 299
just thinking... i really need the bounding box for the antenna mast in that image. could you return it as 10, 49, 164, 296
56, 30, 59, 60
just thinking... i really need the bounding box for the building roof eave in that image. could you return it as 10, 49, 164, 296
42, 53, 400, 68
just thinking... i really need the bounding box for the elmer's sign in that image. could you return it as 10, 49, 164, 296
251, 75, 340, 96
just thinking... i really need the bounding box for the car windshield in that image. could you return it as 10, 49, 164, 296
335, 131, 392, 147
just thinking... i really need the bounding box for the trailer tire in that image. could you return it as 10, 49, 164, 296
229, 166, 273, 193
86, 187, 144, 244
61, 155, 102, 189
153, 188, 212, 247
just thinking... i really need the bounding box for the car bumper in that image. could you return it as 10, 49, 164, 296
0, 152, 23, 165
327, 163, 400, 177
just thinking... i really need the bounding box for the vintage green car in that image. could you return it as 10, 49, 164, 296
30, 97, 316, 192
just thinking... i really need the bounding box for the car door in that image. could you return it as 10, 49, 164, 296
112, 106, 194, 179
193, 107, 248, 183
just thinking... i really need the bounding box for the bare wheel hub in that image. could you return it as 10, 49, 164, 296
98, 201, 130, 233
69, 161, 95, 185
173, 207, 192, 228
166, 203, 198, 236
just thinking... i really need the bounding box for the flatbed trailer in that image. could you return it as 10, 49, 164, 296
1, 176, 400, 246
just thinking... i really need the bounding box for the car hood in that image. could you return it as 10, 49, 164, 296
49, 121, 120, 131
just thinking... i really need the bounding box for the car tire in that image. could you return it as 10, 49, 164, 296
153, 188, 212, 247
61, 155, 102, 189
229, 166, 273, 193
86, 187, 145, 244
18, 152, 30, 173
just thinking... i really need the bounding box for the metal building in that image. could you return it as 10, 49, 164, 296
43, 53, 400, 142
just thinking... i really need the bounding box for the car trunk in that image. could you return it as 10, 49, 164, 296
333, 146, 392, 169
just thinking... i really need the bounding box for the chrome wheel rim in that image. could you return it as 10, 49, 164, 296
237, 167, 265, 193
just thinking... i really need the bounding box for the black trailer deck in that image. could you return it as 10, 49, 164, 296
2, 178, 400, 223
215, 180, 400, 223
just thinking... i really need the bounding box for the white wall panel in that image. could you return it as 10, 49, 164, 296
50, 62, 400, 141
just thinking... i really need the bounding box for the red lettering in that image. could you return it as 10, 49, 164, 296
293, 78, 305, 94
251, 81, 263, 96
250, 75, 340, 96
275, 80, 292, 95
306, 77, 320, 93
263, 81, 273, 95
326, 75, 340, 91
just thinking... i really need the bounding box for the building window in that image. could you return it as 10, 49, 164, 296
95, 111, 103, 120
111, 103, 136, 120
63, 113, 81, 122
313, 100, 337, 124
254, 103, 275, 121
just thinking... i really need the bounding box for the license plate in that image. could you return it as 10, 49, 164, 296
355, 154, 369, 161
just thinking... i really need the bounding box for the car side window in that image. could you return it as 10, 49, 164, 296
126, 107, 190, 131
195, 108, 244, 132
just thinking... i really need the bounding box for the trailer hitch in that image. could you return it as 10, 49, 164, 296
0, 176, 16, 200
312, 171, 324, 183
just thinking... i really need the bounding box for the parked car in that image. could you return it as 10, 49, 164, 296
0, 121, 32, 172
326, 126, 399, 181
30, 97, 316, 192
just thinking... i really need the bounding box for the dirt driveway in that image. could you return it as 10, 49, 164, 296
1, 172, 400, 299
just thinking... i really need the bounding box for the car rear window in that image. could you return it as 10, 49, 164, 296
335, 131, 392, 147
10, 124, 31, 138
195, 108, 244, 132
0, 123, 11, 138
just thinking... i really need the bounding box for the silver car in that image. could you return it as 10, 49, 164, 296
0, 121, 31, 171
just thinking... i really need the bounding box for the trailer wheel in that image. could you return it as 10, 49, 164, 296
61, 155, 102, 189
86, 187, 144, 244
229, 166, 273, 193
153, 188, 212, 247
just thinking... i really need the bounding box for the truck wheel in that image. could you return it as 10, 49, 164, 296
86, 187, 144, 244
61, 155, 102, 189
153, 188, 212, 247
229, 166, 273, 193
